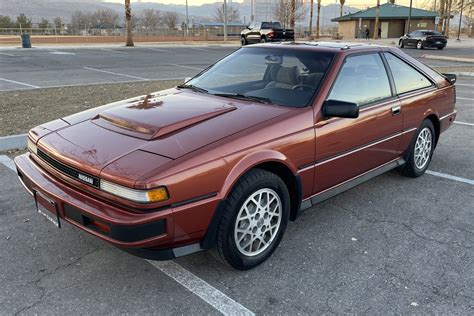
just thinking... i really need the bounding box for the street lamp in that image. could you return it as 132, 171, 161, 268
407, 0, 413, 34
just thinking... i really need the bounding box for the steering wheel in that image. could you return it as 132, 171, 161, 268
291, 84, 313, 91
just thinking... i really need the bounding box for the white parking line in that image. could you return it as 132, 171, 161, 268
454, 121, 474, 126
456, 97, 473, 102
456, 84, 474, 87
0, 52, 16, 57
191, 47, 214, 52
147, 260, 254, 315
146, 47, 175, 53
0, 77, 40, 88
426, 170, 474, 185
100, 48, 127, 54
82, 67, 149, 81
169, 63, 204, 71
0, 155, 16, 172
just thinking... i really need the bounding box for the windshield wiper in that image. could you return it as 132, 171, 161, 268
213, 92, 271, 104
177, 84, 208, 94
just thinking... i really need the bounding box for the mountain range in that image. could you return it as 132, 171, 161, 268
0, 0, 359, 27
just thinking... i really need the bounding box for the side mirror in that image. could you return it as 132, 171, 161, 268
442, 73, 457, 84
323, 100, 359, 119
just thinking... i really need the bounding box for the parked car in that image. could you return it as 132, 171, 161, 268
399, 30, 447, 50
241, 21, 294, 45
15, 42, 457, 270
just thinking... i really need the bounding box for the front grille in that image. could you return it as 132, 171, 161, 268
37, 149, 100, 188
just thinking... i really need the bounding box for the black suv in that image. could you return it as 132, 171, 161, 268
399, 30, 447, 50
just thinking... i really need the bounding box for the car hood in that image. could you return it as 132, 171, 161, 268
37, 89, 291, 182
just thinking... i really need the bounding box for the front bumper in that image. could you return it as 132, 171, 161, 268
14, 153, 220, 259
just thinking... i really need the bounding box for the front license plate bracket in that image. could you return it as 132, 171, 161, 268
33, 189, 61, 228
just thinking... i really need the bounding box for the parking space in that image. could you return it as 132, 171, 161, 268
0, 45, 237, 91
0, 44, 472, 314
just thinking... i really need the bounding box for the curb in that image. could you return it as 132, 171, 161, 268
422, 54, 474, 63
0, 134, 27, 152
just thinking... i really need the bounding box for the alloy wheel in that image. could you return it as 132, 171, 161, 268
234, 188, 282, 256
414, 127, 432, 170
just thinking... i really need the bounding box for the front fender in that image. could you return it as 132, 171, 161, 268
220, 149, 298, 199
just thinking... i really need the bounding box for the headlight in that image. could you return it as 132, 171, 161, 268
100, 179, 169, 203
27, 138, 37, 155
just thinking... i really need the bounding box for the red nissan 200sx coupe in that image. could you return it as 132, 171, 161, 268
15, 42, 457, 270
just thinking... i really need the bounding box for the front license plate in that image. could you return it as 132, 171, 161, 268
34, 190, 61, 228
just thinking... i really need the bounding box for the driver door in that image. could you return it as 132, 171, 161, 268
313, 52, 403, 194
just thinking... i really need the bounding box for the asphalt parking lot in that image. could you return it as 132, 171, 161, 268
0, 44, 473, 314
0, 43, 473, 91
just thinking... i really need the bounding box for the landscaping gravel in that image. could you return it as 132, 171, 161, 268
0, 80, 180, 136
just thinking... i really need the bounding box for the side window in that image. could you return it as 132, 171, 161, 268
384, 53, 432, 94
328, 53, 392, 106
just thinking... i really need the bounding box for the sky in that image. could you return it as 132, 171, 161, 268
102, 0, 431, 8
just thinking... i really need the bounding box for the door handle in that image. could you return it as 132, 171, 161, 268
392, 105, 401, 115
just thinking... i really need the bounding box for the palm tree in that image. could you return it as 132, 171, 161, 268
315, 0, 321, 38
125, 0, 134, 46
309, 0, 314, 37
374, 0, 380, 39
339, 0, 345, 17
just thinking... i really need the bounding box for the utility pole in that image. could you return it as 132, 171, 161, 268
223, 0, 227, 41
290, 0, 296, 29
457, 0, 464, 40
125, 0, 134, 46
251, 0, 255, 23
407, 0, 413, 34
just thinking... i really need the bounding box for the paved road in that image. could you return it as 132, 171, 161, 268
0, 44, 472, 92
0, 77, 472, 314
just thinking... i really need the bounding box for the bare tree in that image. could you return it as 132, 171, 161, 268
140, 9, 161, 31
162, 12, 178, 29
38, 18, 49, 29
92, 9, 119, 26
214, 4, 240, 22
309, 0, 314, 36
274, 0, 306, 29
125, 0, 134, 46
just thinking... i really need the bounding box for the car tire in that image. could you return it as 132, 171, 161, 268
401, 119, 436, 178
260, 37, 267, 43
399, 40, 404, 48
212, 168, 290, 270
416, 40, 424, 50
437, 46, 444, 50
241, 36, 247, 46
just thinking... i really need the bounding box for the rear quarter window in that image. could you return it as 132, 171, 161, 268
384, 53, 433, 94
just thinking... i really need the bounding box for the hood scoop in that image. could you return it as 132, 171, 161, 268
94, 93, 236, 140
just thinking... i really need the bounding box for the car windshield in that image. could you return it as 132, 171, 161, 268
422, 31, 442, 36
186, 47, 334, 107
262, 22, 282, 29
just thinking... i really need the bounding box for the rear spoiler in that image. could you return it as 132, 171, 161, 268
442, 73, 457, 85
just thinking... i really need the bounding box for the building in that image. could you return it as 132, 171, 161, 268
331, 3, 438, 39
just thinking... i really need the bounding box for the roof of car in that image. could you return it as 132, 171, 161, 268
252, 41, 384, 52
